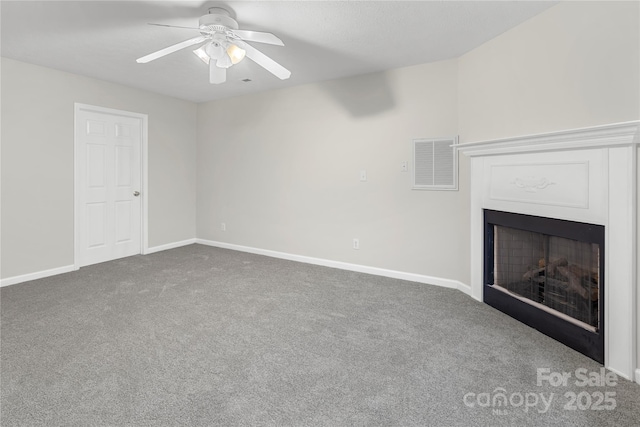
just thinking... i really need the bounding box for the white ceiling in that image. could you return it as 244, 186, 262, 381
1, 1, 556, 103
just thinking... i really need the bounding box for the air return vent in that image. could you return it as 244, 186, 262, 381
412, 137, 458, 190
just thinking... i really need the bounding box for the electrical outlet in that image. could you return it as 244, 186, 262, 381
401, 161, 408, 172
221, 222, 226, 231
360, 170, 367, 181
353, 238, 360, 250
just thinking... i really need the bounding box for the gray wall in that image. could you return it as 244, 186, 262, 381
1, 58, 197, 278
197, 60, 469, 283
458, 1, 639, 142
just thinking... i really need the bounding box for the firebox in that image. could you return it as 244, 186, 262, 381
484, 210, 605, 363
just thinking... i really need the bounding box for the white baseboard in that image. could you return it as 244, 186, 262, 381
1, 238, 471, 296
0, 265, 77, 288
635, 369, 640, 385
145, 238, 197, 255
1, 238, 198, 287
606, 366, 632, 382
195, 239, 471, 294
456, 282, 473, 297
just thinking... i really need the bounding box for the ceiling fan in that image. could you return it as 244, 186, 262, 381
136, 7, 291, 84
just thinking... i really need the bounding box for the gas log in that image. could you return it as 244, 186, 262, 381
523, 258, 598, 301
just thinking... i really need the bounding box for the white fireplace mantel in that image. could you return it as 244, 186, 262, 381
459, 121, 639, 382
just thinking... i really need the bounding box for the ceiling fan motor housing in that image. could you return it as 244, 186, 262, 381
199, 13, 239, 32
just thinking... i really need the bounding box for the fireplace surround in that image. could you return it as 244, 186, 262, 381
458, 121, 639, 382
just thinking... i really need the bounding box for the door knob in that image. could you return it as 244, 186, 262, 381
133, 191, 140, 197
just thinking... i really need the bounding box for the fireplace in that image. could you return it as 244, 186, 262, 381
457, 121, 639, 382
484, 209, 604, 363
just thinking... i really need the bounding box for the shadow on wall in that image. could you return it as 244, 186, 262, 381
280, 33, 396, 118
318, 71, 396, 118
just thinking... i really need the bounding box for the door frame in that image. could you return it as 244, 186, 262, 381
73, 103, 149, 270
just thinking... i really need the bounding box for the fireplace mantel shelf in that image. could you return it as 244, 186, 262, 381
457, 121, 639, 157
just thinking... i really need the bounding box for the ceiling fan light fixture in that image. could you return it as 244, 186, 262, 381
216, 53, 233, 69
205, 41, 224, 60
193, 45, 210, 64
226, 43, 246, 64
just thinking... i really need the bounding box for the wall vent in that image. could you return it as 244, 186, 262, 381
412, 137, 458, 190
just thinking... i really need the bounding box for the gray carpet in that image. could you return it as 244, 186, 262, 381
1, 244, 639, 426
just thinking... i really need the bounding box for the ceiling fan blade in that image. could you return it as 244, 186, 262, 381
210, 62, 226, 84
148, 23, 200, 30
232, 30, 284, 46
242, 43, 291, 80
136, 35, 207, 63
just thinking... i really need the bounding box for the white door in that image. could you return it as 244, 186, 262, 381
75, 106, 142, 267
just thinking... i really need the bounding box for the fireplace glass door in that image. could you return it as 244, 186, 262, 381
484, 210, 604, 363
493, 226, 600, 331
